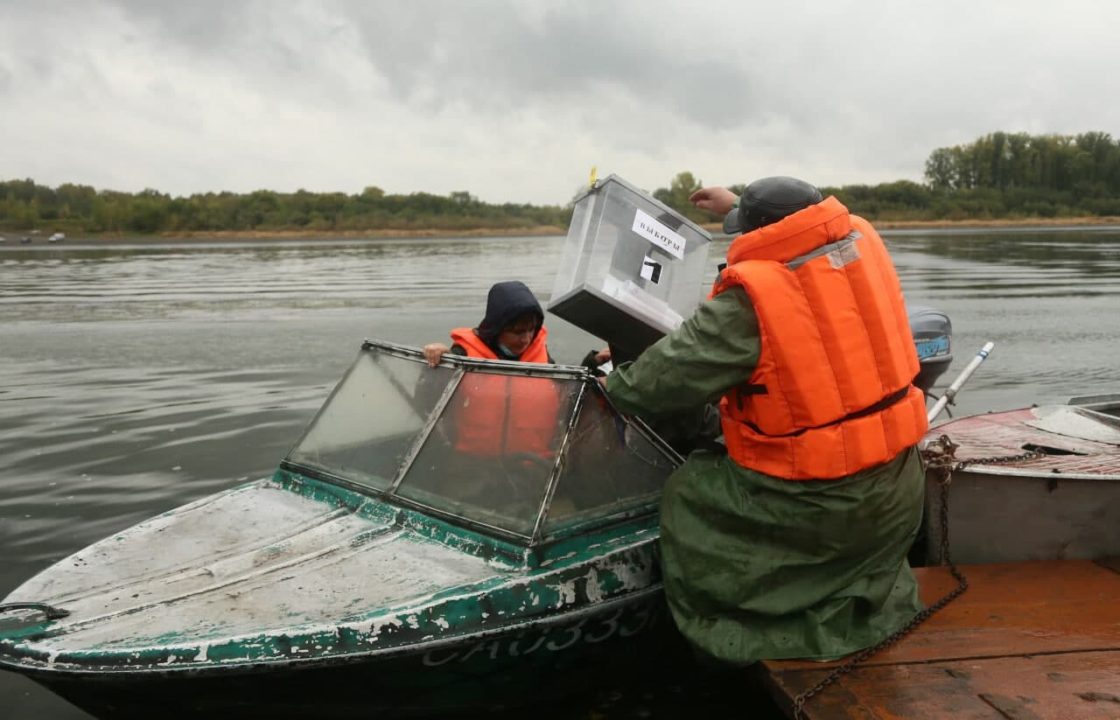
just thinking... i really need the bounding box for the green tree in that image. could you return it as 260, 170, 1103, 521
924, 148, 956, 191
654, 171, 707, 222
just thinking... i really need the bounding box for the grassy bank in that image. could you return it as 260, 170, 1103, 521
0, 225, 569, 245
4, 217, 1119, 246
701, 216, 1120, 234
870, 215, 1120, 229
159, 225, 570, 240
221, 215, 1120, 237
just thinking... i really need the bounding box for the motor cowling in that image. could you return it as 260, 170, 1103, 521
909, 305, 952, 395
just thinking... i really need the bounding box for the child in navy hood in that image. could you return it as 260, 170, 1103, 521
475, 281, 545, 352
423, 281, 552, 365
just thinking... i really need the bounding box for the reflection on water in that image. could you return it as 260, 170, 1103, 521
889, 228, 1120, 295
0, 237, 574, 322
2, 229, 1120, 718
883, 228, 1120, 414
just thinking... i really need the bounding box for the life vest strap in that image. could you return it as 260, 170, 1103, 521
744, 385, 911, 439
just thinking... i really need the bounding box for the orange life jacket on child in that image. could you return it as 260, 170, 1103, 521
447, 327, 558, 458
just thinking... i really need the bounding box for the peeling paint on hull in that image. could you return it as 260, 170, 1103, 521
15, 589, 676, 719
1, 474, 672, 716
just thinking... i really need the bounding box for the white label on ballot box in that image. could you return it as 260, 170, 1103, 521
632, 208, 685, 260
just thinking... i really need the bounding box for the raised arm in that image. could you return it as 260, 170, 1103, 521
688, 186, 739, 215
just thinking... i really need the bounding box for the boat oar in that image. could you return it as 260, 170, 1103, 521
927, 341, 994, 424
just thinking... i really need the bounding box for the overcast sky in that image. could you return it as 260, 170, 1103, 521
2, 1, 1118, 205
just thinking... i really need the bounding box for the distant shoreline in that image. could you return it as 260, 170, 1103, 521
0, 226, 570, 246
871, 216, 1120, 229
3, 217, 1119, 246
158, 225, 572, 240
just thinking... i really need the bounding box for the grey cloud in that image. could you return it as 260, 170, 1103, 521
3, 0, 1120, 203
107, 0, 255, 52
105, 1, 348, 103
340, 3, 757, 129
0, 61, 12, 96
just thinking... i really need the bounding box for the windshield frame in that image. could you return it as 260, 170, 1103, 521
281, 339, 680, 547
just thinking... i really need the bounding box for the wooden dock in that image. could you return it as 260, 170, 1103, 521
761, 559, 1120, 719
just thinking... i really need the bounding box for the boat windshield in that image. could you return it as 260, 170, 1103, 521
285, 341, 677, 539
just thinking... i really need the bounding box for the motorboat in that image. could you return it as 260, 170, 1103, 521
0, 340, 682, 718
918, 393, 1120, 565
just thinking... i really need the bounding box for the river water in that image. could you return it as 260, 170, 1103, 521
2, 228, 1119, 718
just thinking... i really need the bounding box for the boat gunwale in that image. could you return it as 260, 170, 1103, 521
0, 581, 665, 679
943, 463, 1120, 482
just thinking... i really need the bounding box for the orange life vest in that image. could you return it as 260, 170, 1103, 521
449, 326, 550, 364
711, 197, 928, 480
446, 327, 559, 458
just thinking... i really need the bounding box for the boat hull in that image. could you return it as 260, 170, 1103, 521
921, 403, 1120, 565
11, 590, 675, 719
923, 465, 1120, 564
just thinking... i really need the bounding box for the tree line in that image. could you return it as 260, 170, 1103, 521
653, 131, 1120, 223
4, 131, 1120, 236
0, 184, 571, 235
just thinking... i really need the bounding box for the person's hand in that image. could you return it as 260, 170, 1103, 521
593, 348, 611, 365
688, 186, 739, 215
597, 375, 608, 389
422, 343, 450, 367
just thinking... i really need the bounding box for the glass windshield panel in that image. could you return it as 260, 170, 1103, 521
396, 372, 579, 536
287, 352, 456, 490
543, 394, 673, 533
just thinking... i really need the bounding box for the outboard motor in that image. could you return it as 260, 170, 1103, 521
908, 305, 952, 396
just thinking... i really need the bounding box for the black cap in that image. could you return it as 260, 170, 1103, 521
722, 176, 823, 235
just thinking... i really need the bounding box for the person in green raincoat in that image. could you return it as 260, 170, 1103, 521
601, 176, 929, 665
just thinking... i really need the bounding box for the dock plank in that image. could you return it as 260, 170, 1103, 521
766, 651, 1120, 719
762, 560, 1120, 718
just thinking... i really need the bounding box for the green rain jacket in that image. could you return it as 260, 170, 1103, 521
605, 287, 925, 665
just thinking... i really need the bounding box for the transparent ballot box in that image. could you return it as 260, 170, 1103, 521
548, 175, 711, 362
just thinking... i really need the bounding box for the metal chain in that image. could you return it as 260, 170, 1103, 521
956, 448, 1046, 467
790, 436, 970, 719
